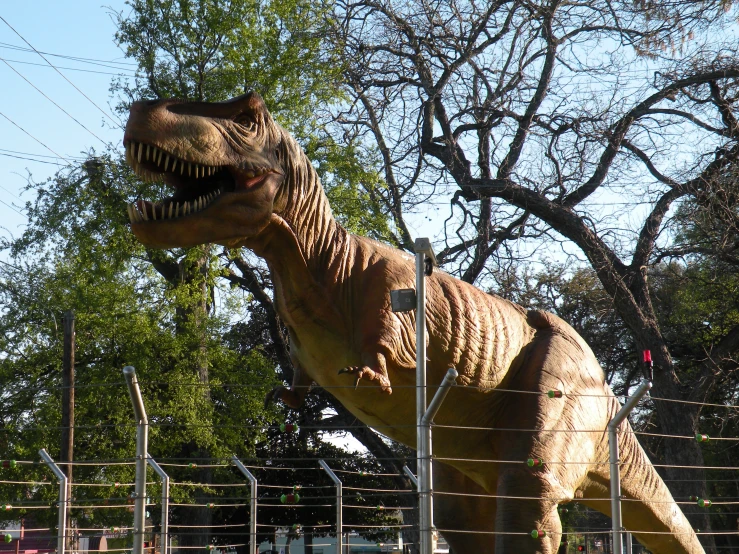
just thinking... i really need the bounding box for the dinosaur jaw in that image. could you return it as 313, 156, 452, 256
124, 139, 284, 249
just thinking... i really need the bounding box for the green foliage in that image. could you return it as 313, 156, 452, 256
0, 0, 399, 540
112, 0, 342, 117
306, 135, 393, 241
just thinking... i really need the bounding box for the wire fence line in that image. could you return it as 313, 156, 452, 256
1, 372, 737, 553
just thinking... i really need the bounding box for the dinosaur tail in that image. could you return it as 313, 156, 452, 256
612, 412, 704, 554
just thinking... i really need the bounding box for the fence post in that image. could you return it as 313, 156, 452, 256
414, 238, 437, 554
402, 466, 418, 487
231, 457, 258, 554
608, 381, 652, 554
146, 455, 169, 554
319, 460, 342, 554
123, 366, 148, 554
39, 449, 67, 554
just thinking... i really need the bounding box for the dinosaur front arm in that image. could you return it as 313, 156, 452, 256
338, 351, 392, 394
265, 351, 314, 409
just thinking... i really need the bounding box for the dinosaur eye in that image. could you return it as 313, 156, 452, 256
234, 113, 257, 128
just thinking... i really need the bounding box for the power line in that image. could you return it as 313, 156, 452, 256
0, 195, 25, 217
0, 151, 70, 166
0, 59, 110, 145
0, 56, 136, 77
0, 16, 119, 127
0, 147, 85, 161
0, 109, 67, 160
0, 41, 138, 69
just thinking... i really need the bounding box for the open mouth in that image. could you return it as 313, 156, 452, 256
124, 140, 277, 223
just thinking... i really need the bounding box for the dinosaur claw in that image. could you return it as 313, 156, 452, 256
338, 365, 393, 394
264, 386, 281, 408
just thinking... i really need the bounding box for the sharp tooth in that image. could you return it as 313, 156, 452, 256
195, 165, 200, 179
169, 203, 173, 219
164, 155, 170, 171
146, 144, 150, 160
157, 149, 163, 165
137, 143, 143, 163
198, 197, 203, 210
141, 204, 148, 221
152, 205, 157, 220
188, 163, 192, 177
184, 202, 189, 215
176, 203, 180, 217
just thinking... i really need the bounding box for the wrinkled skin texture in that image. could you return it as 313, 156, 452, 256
124, 93, 704, 554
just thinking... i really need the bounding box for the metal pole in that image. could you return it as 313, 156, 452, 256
402, 466, 418, 487
40, 449, 67, 554
625, 532, 632, 554
401, 466, 418, 553
147, 455, 169, 554
421, 368, 458, 427
608, 381, 652, 554
123, 366, 149, 554
61, 310, 74, 551
232, 457, 258, 554
414, 238, 431, 554
422, 368, 458, 553
319, 460, 342, 554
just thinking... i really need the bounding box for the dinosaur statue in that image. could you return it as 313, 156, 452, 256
123, 92, 704, 554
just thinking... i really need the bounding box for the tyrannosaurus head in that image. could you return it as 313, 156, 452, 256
123, 93, 285, 249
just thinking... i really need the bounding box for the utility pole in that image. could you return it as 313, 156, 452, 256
61, 310, 75, 548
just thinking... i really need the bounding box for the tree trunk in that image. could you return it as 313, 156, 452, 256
644, 340, 715, 553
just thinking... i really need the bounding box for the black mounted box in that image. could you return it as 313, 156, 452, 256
390, 288, 417, 313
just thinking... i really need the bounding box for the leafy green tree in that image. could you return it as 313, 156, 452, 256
0, 0, 405, 550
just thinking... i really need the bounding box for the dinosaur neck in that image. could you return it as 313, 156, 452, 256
255, 130, 349, 278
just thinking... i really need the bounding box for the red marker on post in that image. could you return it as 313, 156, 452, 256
643, 349, 653, 382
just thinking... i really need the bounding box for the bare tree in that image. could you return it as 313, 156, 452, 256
333, 0, 739, 549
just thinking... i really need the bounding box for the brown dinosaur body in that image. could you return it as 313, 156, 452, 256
123, 93, 704, 553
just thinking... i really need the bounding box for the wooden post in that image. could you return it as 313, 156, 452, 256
61, 310, 75, 548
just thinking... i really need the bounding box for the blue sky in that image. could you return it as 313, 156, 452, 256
0, 1, 129, 243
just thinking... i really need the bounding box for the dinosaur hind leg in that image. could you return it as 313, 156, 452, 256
433, 460, 496, 553
494, 467, 563, 553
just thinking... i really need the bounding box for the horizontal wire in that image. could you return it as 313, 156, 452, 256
2, 453, 735, 472
176, 545, 246, 550
256, 523, 332, 528
171, 482, 249, 488
169, 503, 247, 508
169, 524, 246, 529
21, 377, 739, 413
344, 504, 415, 510
344, 486, 415, 493
256, 502, 334, 508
